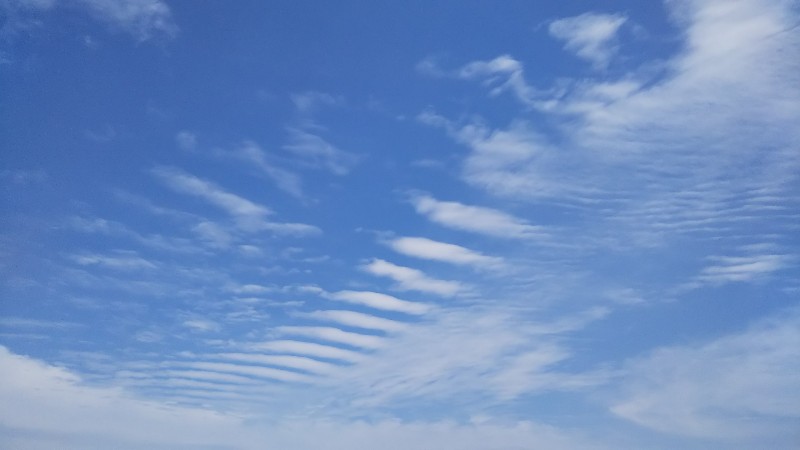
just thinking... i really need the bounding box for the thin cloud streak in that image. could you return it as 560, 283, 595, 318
251, 340, 365, 363
362, 259, 462, 296
305, 310, 408, 333
388, 236, 504, 270
329, 290, 431, 315
548, 13, 627, 70
276, 326, 386, 349
151, 166, 319, 235
411, 194, 547, 240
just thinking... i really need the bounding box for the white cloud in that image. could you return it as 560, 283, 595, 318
182, 318, 220, 333
420, 0, 800, 243
232, 140, 305, 198
488, 345, 602, 400
333, 307, 608, 407
328, 290, 430, 315
548, 13, 627, 70
456, 54, 542, 101
0, 317, 78, 330
0, 345, 609, 449
176, 361, 316, 384
697, 253, 791, 285
228, 283, 273, 295
388, 236, 503, 270
4, 0, 57, 9
611, 306, 800, 440
411, 194, 546, 240
216, 353, 341, 375
306, 310, 408, 333
70, 252, 157, 270
0, 168, 48, 185
284, 128, 359, 175
174, 130, 196, 151
238, 244, 264, 257
4, 0, 177, 41
191, 220, 233, 249
251, 340, 365, 363
172, 136, 305, 198
276, 326, 386, 349
152, 166, 270, 218
118, 368, 262, 386
0, 346, 248, 449
362, 259, 462, 296
76, 0, 176, 41
67, 214, 207, 255
151, 166, 319, 235
291, 91, 343, 114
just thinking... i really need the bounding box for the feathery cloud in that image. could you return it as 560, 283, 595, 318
612, 306, 800, 439
0, 346, 606, 449
216, 353, 341, 375
291, 91, 343, 114
177, 361, 316, 384
328, 290, 430, 315
284, 128, 359, 175
232, 141, 305, 199
548, 13, 627, 70
388, 236, 503, 270
305, 310, 407, 333
411, 194, 545, 240
276, 326, 386, 349
362, 259, 462, 296
151, 166, 319, 235
251, 340, 364, 363
3, 0, 177, 41
70, 253, 157, 271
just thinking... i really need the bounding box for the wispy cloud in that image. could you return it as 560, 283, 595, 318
333, 307, 609, 407
0, 345, 606, 449
455, 54, 543, 102
362, 259, 462, 296
611, 306, 800, 439
685, 249, 794, 289
283, 128, 360, 175
152, 166, 269, 218
291, 91, 344, 114
215, 353, 341, 375
275, 326, 386, 349
0, 168, 48, 185
250, 340, 365, 363
387, 236, 504, 270
173, 134, 306, 199
419, 0, 800, 246
328, 290, 431, 315
305, 310, 408, 333
230, 141, 305, 199
0, 346, 255, 448
175, 361, 316, 384
2, 0, 177, 41
182, 318, 220, 333
548, 13, 627, 70
175, 130, 197, 151
70, 252, 157, 271
77, 0, 176, 41
191, 220, 234, 249
410, 194, 546, 240
0, 317, 79, 330
151, 166, 319, 235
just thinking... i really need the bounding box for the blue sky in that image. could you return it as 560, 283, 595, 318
1, 0, 799, 448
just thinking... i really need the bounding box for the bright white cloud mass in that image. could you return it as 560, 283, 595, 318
1, 0, 799, 449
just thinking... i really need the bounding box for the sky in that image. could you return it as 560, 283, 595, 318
1, 0, 799, 448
